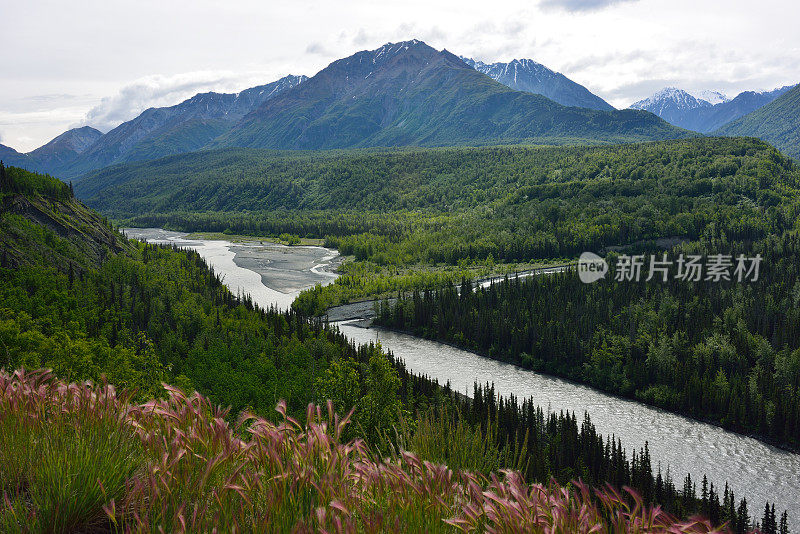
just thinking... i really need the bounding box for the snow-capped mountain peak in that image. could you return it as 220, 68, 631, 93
631, 87, 711, 112
459, 55, 614, 111
629, 84, 792, 133
691, 90, 729, 105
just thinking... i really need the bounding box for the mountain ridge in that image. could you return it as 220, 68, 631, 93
631, 85, 795, 132
460, 56, 614, 111
715, 83, 800, 160
26, 126, 104, 173
213, 40, 686, 150
59, 74, 307, 177
6, 40, 691, 179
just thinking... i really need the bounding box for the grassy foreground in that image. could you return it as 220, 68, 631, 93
1, 369, 738, 533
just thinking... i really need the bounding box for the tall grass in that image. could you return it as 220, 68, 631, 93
0, 368, 739, 533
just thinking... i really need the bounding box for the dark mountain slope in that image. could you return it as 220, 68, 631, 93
715, 84, 800, 160
25, 126, 103, 173
59, 75, 306, 178
0, 144, 31, 169
215, 40, 687, 150
0, 165, 129, 269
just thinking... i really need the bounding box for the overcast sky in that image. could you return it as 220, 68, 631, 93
2, 0, 798, 152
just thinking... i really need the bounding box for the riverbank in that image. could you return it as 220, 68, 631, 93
338, 321, 800, 528
357, 319, 800, 455
229, 242, 341, 295
322, 264, 575, 323
121, 227, 800, 529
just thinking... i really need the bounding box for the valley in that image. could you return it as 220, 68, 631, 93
121, 223, 800, 529
2, 16, 800, 532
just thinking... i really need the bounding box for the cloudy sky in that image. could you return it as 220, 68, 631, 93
2, 0, 798, 151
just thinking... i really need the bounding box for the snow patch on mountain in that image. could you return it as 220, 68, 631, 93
631, 87, 711, 113
691, 90, 729, 105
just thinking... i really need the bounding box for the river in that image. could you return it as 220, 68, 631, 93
126, 228, 800, 527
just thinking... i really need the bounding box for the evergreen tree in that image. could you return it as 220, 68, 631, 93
762, 502, 776, 534
0, 160, 7, 192
701, 475, 709, 515
736, 497, 750, 534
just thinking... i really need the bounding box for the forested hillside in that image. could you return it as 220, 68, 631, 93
716, 84, 800, 160
76, 137, 800, 313
79, 138, 796, 249
377, 232, 800, 450
0, 164, 784, 531
0, 164, 400, 423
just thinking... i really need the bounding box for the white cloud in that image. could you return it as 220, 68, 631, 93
305, 43, 331, 56
80, 71, 285, 132
1, 0, 799, 148
0, 103, 95, 152
538, 0, 637, 12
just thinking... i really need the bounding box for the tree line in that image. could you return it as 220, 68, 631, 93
2, 164, 790, 529
376, 232, 800, 450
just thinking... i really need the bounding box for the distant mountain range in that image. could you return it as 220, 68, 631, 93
1, 130, 105, 173
0, 77, 305, 178
9, 40, 800, 180
213, 40, 683, 150
59, 75, 307, 178
631, 86, 794, 133
459, 57, 614, 111
28, 126, 103, 172
715, 84, 800, 160
2, 41, 688, 179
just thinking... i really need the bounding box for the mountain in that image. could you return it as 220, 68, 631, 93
460, 57, 614, 111
58, 75, 306, 178
631, 86, 794, 133
692, 90, 729, 105
0, 144, 30, 168
701, 86, 795, 133
630, 88, 714, 130
25, 126, 103, 173
715, 83, 800, 160
0, 165, 129, 269
214, 40, 685, 150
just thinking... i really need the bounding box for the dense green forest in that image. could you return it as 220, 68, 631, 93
0, 163, 404, 433
376, 232, 800, 450
1, 163, 788, 530
75, 137, 800, 313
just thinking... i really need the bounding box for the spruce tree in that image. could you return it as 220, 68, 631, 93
736, 498, 749, 534
0, 160, 7, 192
779, 511, 789, 534
762, 502, 777, 534
701, 475, 709, 514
